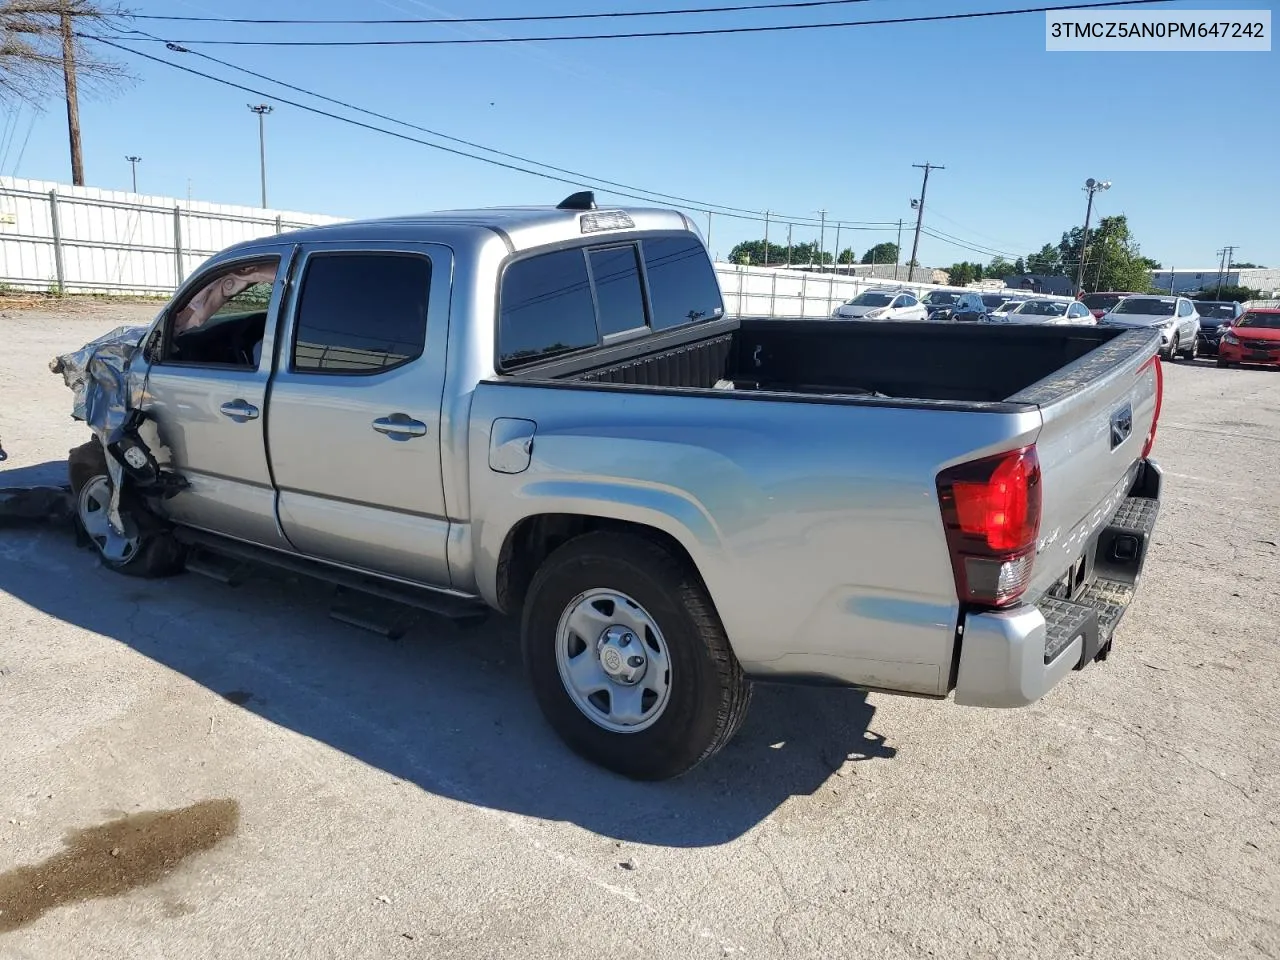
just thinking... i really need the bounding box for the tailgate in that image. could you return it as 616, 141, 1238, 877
1010, 329, 1161, 602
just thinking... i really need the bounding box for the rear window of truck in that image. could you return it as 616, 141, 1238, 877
498, 234, 723, 370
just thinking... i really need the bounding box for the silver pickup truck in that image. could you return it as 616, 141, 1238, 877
56, 192, 1165, 780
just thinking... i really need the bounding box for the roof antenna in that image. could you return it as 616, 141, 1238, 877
557, 190, 597, 211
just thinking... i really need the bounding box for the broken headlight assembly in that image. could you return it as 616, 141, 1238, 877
106, 409, 188, 498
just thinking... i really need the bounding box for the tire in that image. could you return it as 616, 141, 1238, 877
68, 440, 186, 578
1216, 359, 1232, 368
1183, 336, 1199, 360
1164, 333, 1179, 361
521, 530, 752, 781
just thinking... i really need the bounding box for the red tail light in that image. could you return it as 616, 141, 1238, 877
937, 445, 1042, 608
1141, 355, 1163, 458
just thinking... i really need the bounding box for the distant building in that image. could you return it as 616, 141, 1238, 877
1002, 274, 1077, 296
1149, 268, 1280, 297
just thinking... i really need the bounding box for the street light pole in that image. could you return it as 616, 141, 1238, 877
125, 155, 141, 193
247, 103, 273, 208
1074, 177, 1111, 294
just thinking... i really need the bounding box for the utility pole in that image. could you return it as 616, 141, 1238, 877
1214, 247, 1227, 298
60, 5, 84, 186
833, 222, 842, 274
786, 223, 792, 266
816, 209, 827, 270
705, 212, 712, 255
763, 211, 771, 267
1221, 245, 1237, 297
125, 155, 141, 193
895, 218, 903, 280
908, 162, 944, 283
1074, 177, 1111, 294
248, 103, 273, 208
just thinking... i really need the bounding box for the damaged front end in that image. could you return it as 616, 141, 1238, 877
50, 324, 187, 544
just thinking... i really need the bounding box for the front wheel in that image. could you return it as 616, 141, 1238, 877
1182, 336, 1199, 360
1217, 358, 1232, 368
68, 441, 185, 578
522, 531, 751, 780
1164, 333, 1180, 361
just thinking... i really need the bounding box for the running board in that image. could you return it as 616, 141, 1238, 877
172, 528, 490, 624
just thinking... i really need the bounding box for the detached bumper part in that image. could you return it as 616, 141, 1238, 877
954, 459, 1162, 708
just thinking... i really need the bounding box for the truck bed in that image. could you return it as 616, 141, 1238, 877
540, 318, 1149, 407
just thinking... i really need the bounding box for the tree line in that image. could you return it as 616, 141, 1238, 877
727, 239, 901, 267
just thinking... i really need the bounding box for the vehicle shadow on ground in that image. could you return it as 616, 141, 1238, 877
0, 525, 898, 848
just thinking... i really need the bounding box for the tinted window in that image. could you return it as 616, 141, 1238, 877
1114, 297, 1175, 316
499, 249, 598, 369
293, 254, 430, 374
851, 292, 894, 307
1194, 302, 1236, 321
924, 291, 959, 305
1238, 312, 1280, 329
981, 295, 1007, 308
642, 237, 723, 330
1081, 293, 1123, 311
901, 295, 919, 307
589, 245, 647, 336
1022, 300, 1068, 316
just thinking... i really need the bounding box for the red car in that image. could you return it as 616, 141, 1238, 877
1078, 291, 1140, 320
1217, 308, 1280, 368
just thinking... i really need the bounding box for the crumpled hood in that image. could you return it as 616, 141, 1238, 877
49, 324, 149, 436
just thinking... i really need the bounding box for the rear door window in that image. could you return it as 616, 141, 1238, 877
292, 253, 431, 374
499, 248, 599, 369
641, 236, 724, 330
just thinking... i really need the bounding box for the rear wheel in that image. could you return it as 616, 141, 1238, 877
522, 530, 751, 780
68, 441, 185, 578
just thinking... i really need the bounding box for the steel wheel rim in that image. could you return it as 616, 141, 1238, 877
555, 588, 672, 734
77, 475, 140, 564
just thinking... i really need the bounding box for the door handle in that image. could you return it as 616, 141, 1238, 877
219, 399, 260, 421
372, 414, 428, 440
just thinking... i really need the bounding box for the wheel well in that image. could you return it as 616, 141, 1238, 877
495, 514, 700, 616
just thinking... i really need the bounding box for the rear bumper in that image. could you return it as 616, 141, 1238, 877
953, 458, 1162, 708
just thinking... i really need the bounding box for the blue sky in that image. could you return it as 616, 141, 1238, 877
4, 0, 1276, 269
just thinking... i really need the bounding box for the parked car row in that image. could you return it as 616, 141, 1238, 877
828, 289, 1266, 370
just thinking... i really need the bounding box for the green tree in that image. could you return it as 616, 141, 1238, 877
986, 257, 1017, 278
947, 262, 981, 286
1196, 285, 1263, 302
1025, 244, 1062, 276
861, 242, 900, 265
726, 238, 790, 266
1232, 262, 1265, 269
836, 247, 858, 265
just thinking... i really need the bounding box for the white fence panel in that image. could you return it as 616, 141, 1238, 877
0, 177, 343, 295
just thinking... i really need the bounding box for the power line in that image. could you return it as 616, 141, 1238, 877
109, 0, 887, 26
104, 0, 1189, 46
129, 34, 893, 229
88, 35, 899, 231
926, 208, 1036, 256
921, 226, 1020, 260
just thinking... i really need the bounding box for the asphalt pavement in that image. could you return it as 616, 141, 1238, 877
1, 302, 1277, 959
